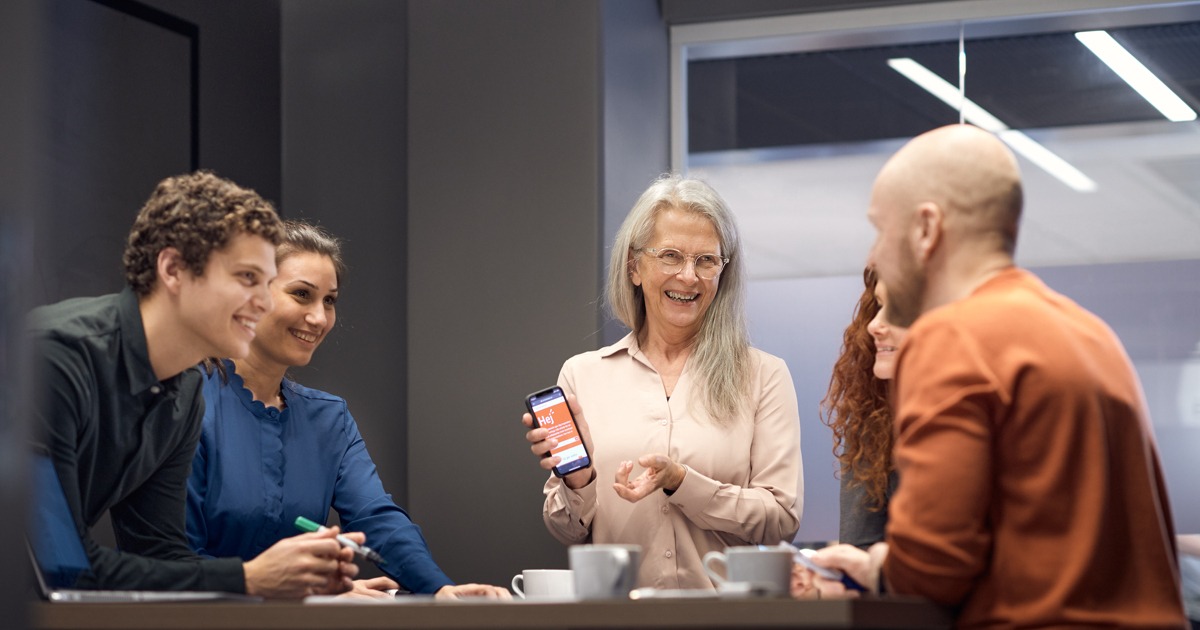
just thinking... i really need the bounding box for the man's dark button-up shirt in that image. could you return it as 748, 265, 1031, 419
29, 287, 244, 591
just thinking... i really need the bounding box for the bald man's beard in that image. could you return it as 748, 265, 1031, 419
885, 242, 926, 328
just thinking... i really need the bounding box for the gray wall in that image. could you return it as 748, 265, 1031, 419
600, 0, 672, 345
406, 0, 609, 585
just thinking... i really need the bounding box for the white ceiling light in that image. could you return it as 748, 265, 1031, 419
1075, 30, 1197, 123
888, 57, 1098, 193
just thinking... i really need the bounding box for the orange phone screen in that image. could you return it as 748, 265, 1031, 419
530, 389, 588, 471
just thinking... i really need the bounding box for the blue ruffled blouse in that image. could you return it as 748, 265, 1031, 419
186, 360, 452, 593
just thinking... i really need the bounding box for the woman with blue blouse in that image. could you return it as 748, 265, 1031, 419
186, 220, 508, 599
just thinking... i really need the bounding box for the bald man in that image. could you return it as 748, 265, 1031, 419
807, 125, 1186, 628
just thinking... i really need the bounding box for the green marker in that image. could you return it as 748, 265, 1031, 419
294, 516, 386, 565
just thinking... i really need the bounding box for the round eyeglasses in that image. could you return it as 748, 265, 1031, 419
639, 247, 729, 280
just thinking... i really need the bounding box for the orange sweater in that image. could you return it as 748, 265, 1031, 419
884, 268, 1185, 628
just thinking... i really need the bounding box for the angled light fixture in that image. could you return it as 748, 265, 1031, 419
1075, 30, 1197, 122
888, 57, 1098, 193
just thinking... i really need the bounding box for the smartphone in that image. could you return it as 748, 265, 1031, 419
525, 386, 592, 477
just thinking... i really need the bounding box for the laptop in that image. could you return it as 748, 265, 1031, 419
28, 451, 257, 603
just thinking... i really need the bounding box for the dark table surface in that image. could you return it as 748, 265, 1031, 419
33, 596, 953, 630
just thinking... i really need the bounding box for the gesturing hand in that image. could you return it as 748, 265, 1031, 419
612, 454, 686, 502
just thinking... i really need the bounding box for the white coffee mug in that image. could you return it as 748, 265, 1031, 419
702, 545, 793, 596
568, 544, 642, 600
510, 569, 574, 600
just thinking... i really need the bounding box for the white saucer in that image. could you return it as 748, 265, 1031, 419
716, 581, 782, 598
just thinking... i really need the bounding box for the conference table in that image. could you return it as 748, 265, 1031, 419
32, 596, 953, 630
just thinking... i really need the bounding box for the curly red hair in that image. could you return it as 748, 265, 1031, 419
820, 268, 894, 511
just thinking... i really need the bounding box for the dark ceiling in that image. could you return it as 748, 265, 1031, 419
687, 20, 1200, 152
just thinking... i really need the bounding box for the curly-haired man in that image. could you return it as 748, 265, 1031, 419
29, 172, 362, 598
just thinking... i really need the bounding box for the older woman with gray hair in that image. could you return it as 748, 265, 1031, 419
522, 174, 802, 590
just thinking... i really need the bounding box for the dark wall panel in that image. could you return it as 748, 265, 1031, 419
2, 2, 45, 624
407, 0, 606, 587
144, 0, 282, 202
34, 0, 283, 307
37, 0, 194, 305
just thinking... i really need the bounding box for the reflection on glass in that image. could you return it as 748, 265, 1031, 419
681, 5, 1200, 541
1076, 30, 1197, 122
687, 19, 1200, 277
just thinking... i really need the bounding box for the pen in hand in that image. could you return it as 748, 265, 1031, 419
294, 516, 387, 565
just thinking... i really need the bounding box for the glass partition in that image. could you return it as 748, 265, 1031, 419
673, 1, 1200, 542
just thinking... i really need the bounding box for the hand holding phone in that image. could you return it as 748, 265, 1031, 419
790, 546, 867, 593
524, 386, 592, 478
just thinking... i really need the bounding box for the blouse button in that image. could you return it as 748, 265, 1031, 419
661, 505, 669, 514
149, 385, 161, 395
659, 419, 668, 426
664, 550, 673, 558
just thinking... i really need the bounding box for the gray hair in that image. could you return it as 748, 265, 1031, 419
604, 174, 750, 422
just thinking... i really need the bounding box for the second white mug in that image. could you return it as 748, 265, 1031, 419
510, 569, 574, 600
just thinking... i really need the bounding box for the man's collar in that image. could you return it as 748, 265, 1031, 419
117, 287, 162, 396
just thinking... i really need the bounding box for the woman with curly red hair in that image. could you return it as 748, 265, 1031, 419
822, 267, 908, 549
